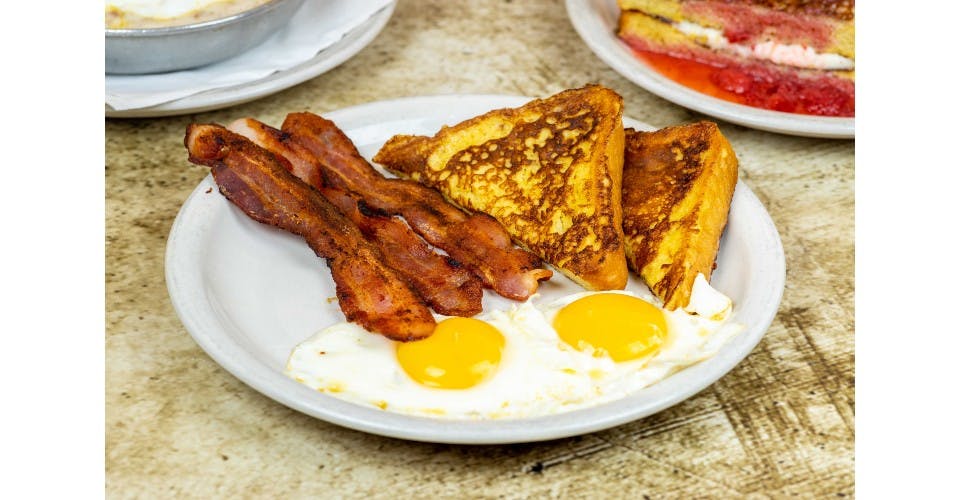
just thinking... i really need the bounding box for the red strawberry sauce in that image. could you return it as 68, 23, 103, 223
633, 48, 854, 117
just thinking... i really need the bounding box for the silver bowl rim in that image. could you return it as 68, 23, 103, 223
105, 0, 296, 38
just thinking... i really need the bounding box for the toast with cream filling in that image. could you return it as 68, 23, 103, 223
619, 0, 854, 60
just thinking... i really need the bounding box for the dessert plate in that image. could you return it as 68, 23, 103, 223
165, 94, 786, 444
106, 1, 395, 118
566, 0, 854, 139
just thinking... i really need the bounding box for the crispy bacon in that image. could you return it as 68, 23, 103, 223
228, 118, 484, 317
184, 123, 435, 341
280, 112, 553, 301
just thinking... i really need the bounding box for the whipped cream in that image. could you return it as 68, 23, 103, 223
674, 21, 854, 71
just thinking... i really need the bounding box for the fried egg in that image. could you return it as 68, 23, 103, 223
285, 275, 743, 419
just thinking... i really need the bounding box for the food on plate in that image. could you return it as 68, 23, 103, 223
182, 87, 748, 419
616, 0, 855, 116
184, 123, 436, 341
622, 122, 738, 313
374, 85, 629, 291
227, 118, 484, 317
106, 0, 271, 29
296, 88, 741, 419
286, 288, 742, 419
281, 112, 553, 301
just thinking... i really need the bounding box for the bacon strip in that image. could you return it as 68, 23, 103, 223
228, 118, 484, 317
184, 123, 436, 341
280, 112, 553, 301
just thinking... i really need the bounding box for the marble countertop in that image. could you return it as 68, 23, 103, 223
105, 0, 854, 496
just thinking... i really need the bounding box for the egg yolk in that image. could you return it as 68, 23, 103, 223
553, 293, 668, 362
395, 317, 505, 389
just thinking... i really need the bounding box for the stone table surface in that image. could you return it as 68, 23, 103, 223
105, 0, 854, 497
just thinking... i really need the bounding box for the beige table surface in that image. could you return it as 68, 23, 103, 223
105, 0, 854, 497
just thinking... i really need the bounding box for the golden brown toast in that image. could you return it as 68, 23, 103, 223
373, 85, 628, 291
621, 121, 738, 310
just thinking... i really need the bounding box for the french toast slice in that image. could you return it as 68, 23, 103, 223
622, 121, 738, 310
373, 85, 628, 290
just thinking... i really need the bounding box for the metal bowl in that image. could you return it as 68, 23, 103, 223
106, 0, 306, 75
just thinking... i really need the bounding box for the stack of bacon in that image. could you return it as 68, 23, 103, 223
184, 114, 553, 341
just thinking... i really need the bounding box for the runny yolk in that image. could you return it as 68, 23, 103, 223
553, 294, 668, 362
395, 317, 505, 389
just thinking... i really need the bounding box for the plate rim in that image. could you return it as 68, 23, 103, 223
105, 1, 396, 118
165, 93, 786, 444
564, 0, 854, 139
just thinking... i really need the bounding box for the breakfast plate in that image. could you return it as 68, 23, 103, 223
166, 94, 785, 444
565, 0, 854, 139
105, 1, 395, 118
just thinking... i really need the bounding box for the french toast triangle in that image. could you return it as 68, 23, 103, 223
374, 85, 629, 291
621, 121, 738, 311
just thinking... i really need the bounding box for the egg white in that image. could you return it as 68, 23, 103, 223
285, 285, 743, 420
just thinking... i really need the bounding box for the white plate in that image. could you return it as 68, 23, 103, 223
106, 1, 395, 118
566, 0, 854, 139
165, 94, 785, 444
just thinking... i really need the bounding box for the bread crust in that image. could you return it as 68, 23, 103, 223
619, 0, 854, 22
